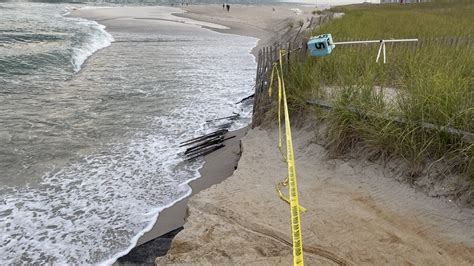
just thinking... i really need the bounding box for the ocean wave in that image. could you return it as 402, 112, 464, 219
0, 116, 202, 264
64, 13, 115, 72
0, 4, 114, 77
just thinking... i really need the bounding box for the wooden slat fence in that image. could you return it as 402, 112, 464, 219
252, 13, 335, 127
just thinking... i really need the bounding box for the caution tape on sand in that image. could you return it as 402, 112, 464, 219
268, 50, 305, 266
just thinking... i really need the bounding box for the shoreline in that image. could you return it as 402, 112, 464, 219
71, 4, 317, 264
116, 127, 247, 264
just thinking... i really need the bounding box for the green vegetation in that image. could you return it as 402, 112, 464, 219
285, 0, 473, 178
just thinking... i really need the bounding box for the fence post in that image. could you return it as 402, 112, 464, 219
252, 49, 261, 118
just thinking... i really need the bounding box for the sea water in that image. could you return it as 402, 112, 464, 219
0, 2, 256, 264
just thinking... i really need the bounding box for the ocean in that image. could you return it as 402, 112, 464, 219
0, 2, 256, 264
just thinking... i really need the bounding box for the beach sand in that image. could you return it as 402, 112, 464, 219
157, 127, 474, 265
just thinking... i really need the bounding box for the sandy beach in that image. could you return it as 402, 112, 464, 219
71, 4, 474, 265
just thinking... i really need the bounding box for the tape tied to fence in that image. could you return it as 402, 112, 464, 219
268, 50, 305, 266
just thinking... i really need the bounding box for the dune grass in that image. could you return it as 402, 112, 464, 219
285, 0, 473, 178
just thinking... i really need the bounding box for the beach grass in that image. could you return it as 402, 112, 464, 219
285, 0, 474, 178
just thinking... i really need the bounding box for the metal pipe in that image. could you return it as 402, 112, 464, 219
334, 39, 418, 45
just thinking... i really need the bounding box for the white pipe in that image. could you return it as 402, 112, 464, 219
376, 42, 383, 63
334, 39, 418, 64
334, 39, 418, 45
383, 42, 387, 64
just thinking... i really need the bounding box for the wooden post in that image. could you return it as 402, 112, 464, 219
301, 37, 308, 59
262, 46, 266, 97
253, 49, 261, 117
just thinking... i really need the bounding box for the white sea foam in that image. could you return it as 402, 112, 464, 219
0, 115, 253, 264
60, 7, 114, 72
99, 170, 201, 266
69, 18, 114, 72
0, 119, 200, 264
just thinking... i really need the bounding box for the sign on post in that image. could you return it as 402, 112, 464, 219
307, 34, 336, 57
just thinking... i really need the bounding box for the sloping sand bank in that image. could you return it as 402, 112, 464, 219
157, 127, 474, 265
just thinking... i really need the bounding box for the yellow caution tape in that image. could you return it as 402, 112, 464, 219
268, 50, 305, 266
268, 63, 286, 161
276, 177, 307, 213
269, 62, 307, 214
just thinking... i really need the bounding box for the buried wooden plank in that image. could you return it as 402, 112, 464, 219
179, 129, 228, 146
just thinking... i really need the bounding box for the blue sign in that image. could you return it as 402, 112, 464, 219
307, 34, 335, 57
